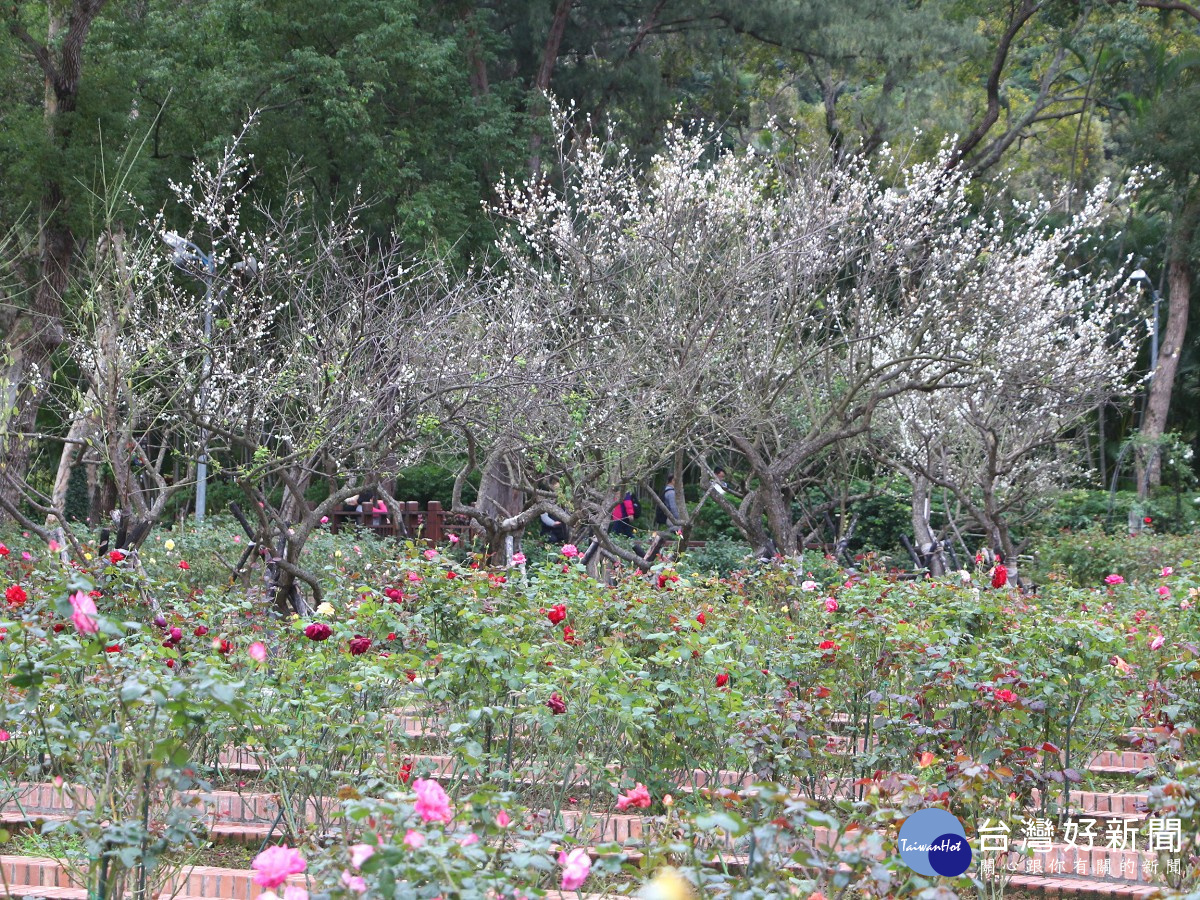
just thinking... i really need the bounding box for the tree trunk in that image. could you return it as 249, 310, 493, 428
476, 448, 524, 565
1138, 195, 1198, 496
910, 474, 946, 576
1, 0, 110, 521
527, 0, 572, 178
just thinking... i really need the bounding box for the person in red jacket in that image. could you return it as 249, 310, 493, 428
610, 491, 638, 537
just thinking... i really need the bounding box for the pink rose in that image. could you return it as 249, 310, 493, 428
348, 844, 375, 868
801, 580, 818, 592
616, 783, 652, 811
561, 544, 579, 558
1150, 635, 1166, 651
558, 848, 591, 891
413, 778, 453, 824
823, 597, 838, 613
1104, 573, 1125, 586
448, 533, 459, 544
1158, 586, 1170, 597
512, 552, 526, 566
459, 833, 479, 847
341, 871, 367, 893
248, 641, 268, 663
496, 809, 511, 828
69, 591, 100, 635
251, 846, 306, 889
424, 549, 438, 560
404, 829, 425, 849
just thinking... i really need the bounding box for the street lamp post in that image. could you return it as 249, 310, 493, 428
162, 232, 215, 524
1129, 267, 1162, 503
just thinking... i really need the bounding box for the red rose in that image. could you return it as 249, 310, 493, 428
994, 689, 1017, 703
696, 612, 706, 626
547, 604, 567, 625
546, 692, 567, 714
991, 565, 1008, 588
348, 635, 372, 655
405, 670, 417, 682
105, 644, 121, 653
0, 544, 8, 556
194, 625, 209, 636
1144, 516, 1153, 525
399, 760, 413, 784
168, 627, 183, 643
818, 640, 838, 651
178, 560, 190, 570
385, 588, 403, 602
446, 571, 457, 580
715, 673, 730, 688
387, 632, 397, 641
305, 622, 332, 641
52, 623, 65, 633
5, 585, 27, 607
109, 550, 126, 564
563, 625, 578, 644
217, 639, 233, 654
166, 658, 176, 669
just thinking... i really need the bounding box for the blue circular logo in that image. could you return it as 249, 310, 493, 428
897, 809, 971, 877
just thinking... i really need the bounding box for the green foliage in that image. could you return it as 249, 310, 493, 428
1030, 526, 1200, 586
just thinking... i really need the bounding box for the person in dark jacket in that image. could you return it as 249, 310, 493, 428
655, 474, 679, 525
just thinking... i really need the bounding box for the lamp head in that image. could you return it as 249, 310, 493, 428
1129, 268, 1150, 285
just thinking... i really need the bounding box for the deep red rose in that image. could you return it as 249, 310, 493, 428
405, 670, 418, 682
194, 625, 209, 636
399, 760, 413, 784
217, 639, 233, 654
547, 604, 567, 625
178, 560, 190, 570
349, 634, 372, 655
166, 658, 176, 669
715, 673, 730, 688
5, 585, 27, 607
387, 632, 397, 641
563, 625, 577, 644
108, 550, 126, 564
657, 574, 668, 589
305, 622, 332, 641
52, 623, 65, 633
991, 565, 1008, 588
696, 612, 706, 626
546, 692, 567, 714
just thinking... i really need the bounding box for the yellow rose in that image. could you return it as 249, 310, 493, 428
164, 539, 176, 551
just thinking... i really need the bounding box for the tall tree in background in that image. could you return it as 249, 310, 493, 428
1, 0, 111, 520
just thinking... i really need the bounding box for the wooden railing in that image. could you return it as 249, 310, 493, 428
328, 500, 470, 544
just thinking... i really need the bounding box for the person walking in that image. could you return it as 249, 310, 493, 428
610, 491, 637, 537
656, 474, 679, 525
